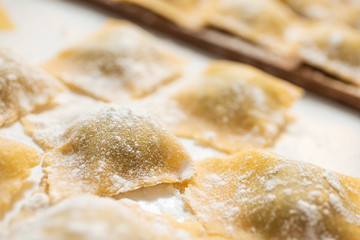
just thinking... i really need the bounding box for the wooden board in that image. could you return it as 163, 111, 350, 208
80, 0, 360, 111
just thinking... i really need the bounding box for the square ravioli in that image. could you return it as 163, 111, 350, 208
8, 196, 206, 240
0, 49, 64, 127
0, 137, 42, 219
299, 22, 360, 86
27, 103, 193, 202
44, 20, 184, 103
184, 149, 360, 240
114, 0, 214, 30
208, 0, 301, 56
159, 61, 302, 153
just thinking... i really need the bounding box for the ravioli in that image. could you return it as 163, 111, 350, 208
42, 104, 193, 202
44, 20, 184, 103
299, 22, 360, 86
0, 49, 63, 127
208, 0, 301, 56
115, 0, 213, 30
0, 137, 41, 219
169, 61, 302, 153
184, 149, 360, 240
9, 196, 204, 240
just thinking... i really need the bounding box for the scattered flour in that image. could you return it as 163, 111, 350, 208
1, 1, 360, 239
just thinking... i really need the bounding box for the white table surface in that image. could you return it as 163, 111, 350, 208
1, 0, 360, 178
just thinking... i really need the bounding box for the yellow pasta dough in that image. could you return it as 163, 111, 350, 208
169, 61, 302, 153
281, 0, 343, 19
0, 137, 41, 219
21, 95, 102, 150
0, 5, 13, 30
114, 0, 214, 30
208, 0, 301, 56
0, 49, 64, 127
43, 104, 193, 202
8, 196, 205, 240
184, 149, 360, 240
44, 20, 184, 103
299, 22, 360, 86
280, 0, 360, 30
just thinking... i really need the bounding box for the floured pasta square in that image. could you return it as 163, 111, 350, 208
0, 137, 42, 219
208, 0, 301, 56
299, 22, 360, 86
160, 61, 302, 153
114, 0, 214, 30
0, 49, 64, 127
37, 104, 193, 202
44, 20, 184, 103
184, 149, 360, 240
8, 195, 205, 240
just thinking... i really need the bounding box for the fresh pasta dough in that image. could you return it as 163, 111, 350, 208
281, 0, 344, 19
114, 0, 214, 30
0, 5, 12, 30
280, 0, 360, 30
168, 61, 302, 153
184, 149, 360, 240
8, 196, 205, 240
44, 20, 184, 103
299, 22, 360, 86
208, 0, 301, 56
0, 49, 63, 127
42, 104, 193, 202
21, 94, 102, 150
0, 137, 41, 219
